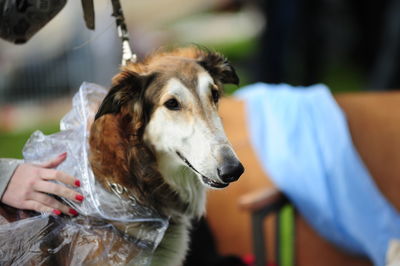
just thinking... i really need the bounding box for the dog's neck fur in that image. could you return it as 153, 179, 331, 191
155, 151, 207, 218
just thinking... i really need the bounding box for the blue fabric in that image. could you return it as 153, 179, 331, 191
235, 83, 400, 266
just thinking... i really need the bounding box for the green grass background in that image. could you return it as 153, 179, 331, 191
0, 123, 59, 159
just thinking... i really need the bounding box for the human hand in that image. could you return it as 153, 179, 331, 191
1, 152, 84, 216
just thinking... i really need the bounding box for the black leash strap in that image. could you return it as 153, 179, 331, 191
111, 0, 137, 65
81, 0, 95, 30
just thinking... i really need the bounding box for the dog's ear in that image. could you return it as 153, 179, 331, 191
197, 51, 239, 85
95, 71, 155, 120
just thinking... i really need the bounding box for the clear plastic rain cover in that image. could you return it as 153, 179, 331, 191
0, 82, 168, 266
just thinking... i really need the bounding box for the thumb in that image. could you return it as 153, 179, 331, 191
41, 152, 67, 168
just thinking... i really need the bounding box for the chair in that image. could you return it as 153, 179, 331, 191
206, 92, 400, 266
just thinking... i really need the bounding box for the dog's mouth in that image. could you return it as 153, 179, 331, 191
176, 151, 228, 189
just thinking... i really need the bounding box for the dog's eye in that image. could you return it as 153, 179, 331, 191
164, 98, 181, 111
211, 89, 220, 104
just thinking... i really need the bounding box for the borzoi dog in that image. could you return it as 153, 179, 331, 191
0, 46, 243, 266
89, 46, 244, 265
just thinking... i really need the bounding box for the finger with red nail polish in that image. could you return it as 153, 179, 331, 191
69, 208, 78, 216
75, 195, 84, 202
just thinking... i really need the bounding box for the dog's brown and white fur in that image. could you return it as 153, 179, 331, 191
89, 47, 244, 265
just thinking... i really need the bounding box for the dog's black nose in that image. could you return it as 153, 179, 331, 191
218, 161, 244, 183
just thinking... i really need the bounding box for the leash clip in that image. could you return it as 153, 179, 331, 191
111, 0, 137, 65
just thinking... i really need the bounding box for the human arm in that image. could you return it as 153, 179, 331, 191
0, 158, 22, 198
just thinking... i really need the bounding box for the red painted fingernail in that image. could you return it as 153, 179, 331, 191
74, 180, 81, 187
75, 195, 84, 202
52, 209, 61, 216
69, 208, 78, 216
59, 152, 67, 158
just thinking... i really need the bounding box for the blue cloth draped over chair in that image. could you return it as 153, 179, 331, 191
235, 83, 400, 266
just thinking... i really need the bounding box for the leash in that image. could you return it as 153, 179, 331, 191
81, 0, 137, 66
111, 0, 137, 65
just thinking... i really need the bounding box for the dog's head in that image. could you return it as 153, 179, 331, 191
94, 47, 244, 190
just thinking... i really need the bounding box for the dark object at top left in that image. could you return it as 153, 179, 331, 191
0, 0, 67, 44
0, 0, 95, 44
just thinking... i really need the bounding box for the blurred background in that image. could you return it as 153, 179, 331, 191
1, 1, 400, 265
2, 0, 400, 157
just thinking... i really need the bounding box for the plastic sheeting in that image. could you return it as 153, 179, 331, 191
0, 82, 168, 265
